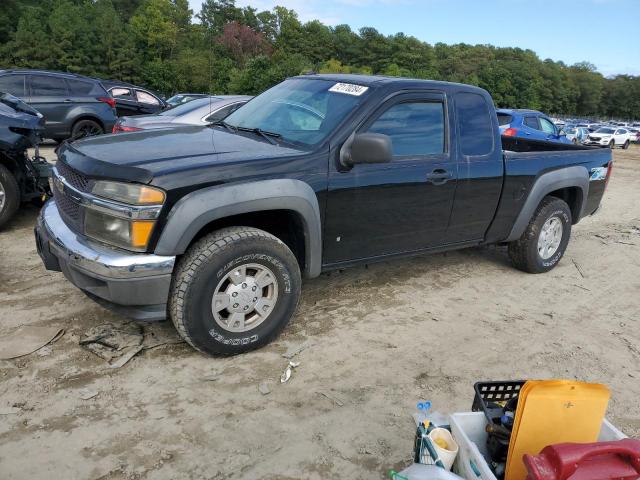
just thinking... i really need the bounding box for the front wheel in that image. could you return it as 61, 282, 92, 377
609, 140, 615, 149
508, 196, 572, 273
623, 140, 630, 150
0, 163, 20, 229
169, 227, 301, 356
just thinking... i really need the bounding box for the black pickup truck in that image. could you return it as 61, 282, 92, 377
35, 74, 613, 355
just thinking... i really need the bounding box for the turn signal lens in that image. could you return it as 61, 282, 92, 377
131, 221, 155, 248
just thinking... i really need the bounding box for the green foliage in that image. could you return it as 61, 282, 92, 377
0, 0, 637, 119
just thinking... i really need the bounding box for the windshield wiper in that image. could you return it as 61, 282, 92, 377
236, 126, 281, 145
210, 120, 237, 133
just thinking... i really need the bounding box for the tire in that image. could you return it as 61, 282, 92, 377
609, 140, 615, 149
572, 138, 577, 144
623, 140, 630, 150
508, 196, 572, 274
70, 119, 103, 140
0, 163, 20, 229
169, 227, 301, 356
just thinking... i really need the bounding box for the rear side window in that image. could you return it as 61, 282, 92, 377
66, 78, 100, 95
0, 75, 26, 97
136, 90, 160, 105
205, 103, 244, 123
456, 92, 494, 156
524, 116, 539, 129
30, 75, 68, 96
111, 87, 134, 99
497, 113, 512, 126
367, 101, 445, 156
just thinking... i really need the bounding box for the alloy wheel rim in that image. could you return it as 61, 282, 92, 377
74, 125, 101, 139
0, 180, 5, 211
537, 216, 563, 260
211, 263, 279, 333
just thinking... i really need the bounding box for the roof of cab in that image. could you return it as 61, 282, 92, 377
292, 73, 491, 94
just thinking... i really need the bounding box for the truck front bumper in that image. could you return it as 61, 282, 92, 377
35, 200, 175, 321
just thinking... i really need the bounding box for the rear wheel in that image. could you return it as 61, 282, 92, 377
169, 227, 301, 356
508, 196, 572, 273
572, 138, 577, 144
622, 140, 630, 150
70, 119, 103, 140
0, 163, 20, 229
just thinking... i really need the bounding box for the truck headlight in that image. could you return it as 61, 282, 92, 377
92, 181, 165, 205
84, 181, 165, 251
85, 210, 156, 251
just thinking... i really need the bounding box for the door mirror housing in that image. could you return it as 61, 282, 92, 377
343, 133, 393, 167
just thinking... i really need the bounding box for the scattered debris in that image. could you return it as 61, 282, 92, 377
572, 259, 586, 278
78, 388, 99, 400
202, 374, 218, 382
316, 391, 345, 407
572, 284, 591, 292
258, 383, 271, 395
80, 323, 143, 368
544, 312, 554, 319
142, 324, 185, 350
0, 326, 64, 360
109, 346, 144, 369
0, 406, 21, 415
280, 361, 300, 384
282, 341, 311, 359
616, 240, 636, 246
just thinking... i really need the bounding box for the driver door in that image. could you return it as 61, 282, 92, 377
323, 92, 457, 265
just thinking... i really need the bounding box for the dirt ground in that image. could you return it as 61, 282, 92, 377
1, 145, 639, 480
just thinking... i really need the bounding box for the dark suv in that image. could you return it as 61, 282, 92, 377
0, 70, 117, 141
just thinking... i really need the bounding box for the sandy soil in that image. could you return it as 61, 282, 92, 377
1, 146, 639, 480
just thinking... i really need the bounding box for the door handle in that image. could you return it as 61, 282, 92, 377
426, 169, 452, 185
64, 99, 73, 102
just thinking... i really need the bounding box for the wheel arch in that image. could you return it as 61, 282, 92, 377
506, 166, 589, 242
154, 179, 322, 278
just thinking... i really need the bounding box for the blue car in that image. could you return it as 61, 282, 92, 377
497, 109, 572, 144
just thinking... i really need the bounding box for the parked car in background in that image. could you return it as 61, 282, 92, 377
112, 95, 251, 133
0, 69, 117, 141
102, 80, 166, 117
626, 127, 640, 142
564, 126, 590, 144
165, 93, 209, 108
583, 127, 631, 148
497, 108, 572, 144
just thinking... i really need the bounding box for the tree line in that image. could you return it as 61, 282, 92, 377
1, 0, 638, 120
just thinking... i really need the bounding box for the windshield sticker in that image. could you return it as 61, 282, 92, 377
329, 83, 369, 96
590, 166, 607, 181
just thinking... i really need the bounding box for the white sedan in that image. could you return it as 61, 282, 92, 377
583, 127, 632, 149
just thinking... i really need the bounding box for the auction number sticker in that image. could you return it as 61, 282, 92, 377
329, 83, 369, 96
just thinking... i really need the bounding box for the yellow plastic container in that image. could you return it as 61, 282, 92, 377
505, 380, 610, 480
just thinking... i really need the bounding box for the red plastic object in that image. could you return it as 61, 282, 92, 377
524, 439, 640, 480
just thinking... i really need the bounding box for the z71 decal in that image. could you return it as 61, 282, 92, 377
590, 167, 607, 181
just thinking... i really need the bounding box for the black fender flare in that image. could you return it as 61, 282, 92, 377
505, 166, 589, 242
154, 179, 322, 278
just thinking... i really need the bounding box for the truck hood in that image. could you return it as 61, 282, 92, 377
59, 126, 305, 183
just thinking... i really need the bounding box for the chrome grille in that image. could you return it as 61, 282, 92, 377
55, 160, 90, 192
52, 162, 86, 233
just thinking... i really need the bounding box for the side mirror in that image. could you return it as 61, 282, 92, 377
343, 133, 393, 167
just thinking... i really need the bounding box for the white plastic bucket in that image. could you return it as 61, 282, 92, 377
429, 427, 459, 471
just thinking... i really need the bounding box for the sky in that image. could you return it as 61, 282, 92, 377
187, 0, 640, 77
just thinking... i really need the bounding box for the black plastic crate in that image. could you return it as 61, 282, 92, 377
471, 380, 525, 425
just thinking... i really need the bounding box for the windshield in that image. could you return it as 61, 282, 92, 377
565, 127, 577, 134
159, 98, 212, 116
595, 128, 615, 134
223, 78, 370, 147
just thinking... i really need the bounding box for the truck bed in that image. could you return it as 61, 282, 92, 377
484, 136, 612, 243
